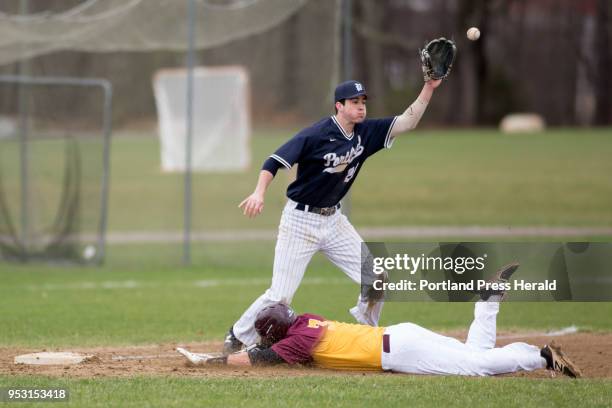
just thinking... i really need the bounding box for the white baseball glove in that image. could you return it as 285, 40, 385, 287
176, 347, 227, 366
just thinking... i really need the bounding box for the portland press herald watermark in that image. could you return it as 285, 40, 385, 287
360, 242, 612, 302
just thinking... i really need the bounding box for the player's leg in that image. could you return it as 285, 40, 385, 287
381, 323, 546, 376
381, 322, 463, 374
464, 262, 521, 350
321, 212, 383, 326
471, 343, 548, 375
464, 301, 499, 351
231, 203, 321, 346
320, 213, 363, 284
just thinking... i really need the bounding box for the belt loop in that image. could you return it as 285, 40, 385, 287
304, 204, 309, 212
382, 334, 390, 353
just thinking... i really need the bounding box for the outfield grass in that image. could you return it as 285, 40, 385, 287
0, 127, 606, 251
101, 128, 612, 231
2, 128, 611, 233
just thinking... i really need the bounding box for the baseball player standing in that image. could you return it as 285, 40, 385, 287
225, 77, 443, 352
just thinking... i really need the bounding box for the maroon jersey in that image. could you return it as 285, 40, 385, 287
271, 313, 327, 364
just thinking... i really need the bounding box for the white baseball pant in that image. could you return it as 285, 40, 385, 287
233, 199, 383, 346
381, 301, 547, 376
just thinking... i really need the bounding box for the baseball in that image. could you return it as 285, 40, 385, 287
467, 27, 480, 41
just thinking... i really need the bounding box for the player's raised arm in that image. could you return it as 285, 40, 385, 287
389, 79, 441, 138
238, 169, 275, 218
391, 37, 456, 138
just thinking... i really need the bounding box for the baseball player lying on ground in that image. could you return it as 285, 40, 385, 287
178, 263, 582, 378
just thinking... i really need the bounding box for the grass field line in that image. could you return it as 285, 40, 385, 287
104, 226, 612, 243
496, 325, 579, 339
21, 277, 350, 291
111, 353, 180, 361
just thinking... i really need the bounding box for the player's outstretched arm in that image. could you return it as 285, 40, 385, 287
238, 170, 274, 218
227, 351, 252, 366
227, 346, 286, 366
389, 79, 442, 138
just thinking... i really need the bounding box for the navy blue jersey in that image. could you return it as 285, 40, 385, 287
269, 116, 397, 207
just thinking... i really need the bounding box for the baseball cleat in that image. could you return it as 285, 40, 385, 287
479, 262, 520, 302
223, 327, 244, 355
540, 342, 582, 378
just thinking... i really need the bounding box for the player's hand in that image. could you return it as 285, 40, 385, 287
238, 192, 265, 218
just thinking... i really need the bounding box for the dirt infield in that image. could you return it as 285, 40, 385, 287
2, 332, 611, 379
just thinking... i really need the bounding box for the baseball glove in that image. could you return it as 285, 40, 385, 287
176, 347, 227, 366
420, 37, 457, 81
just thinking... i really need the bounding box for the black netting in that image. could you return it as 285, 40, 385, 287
0, 80, 109, 264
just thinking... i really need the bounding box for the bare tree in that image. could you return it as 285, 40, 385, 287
594, 0, 611, 124
457, 0, 490, 123
355, 0, 387, 117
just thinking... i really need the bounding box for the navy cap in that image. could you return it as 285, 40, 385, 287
334, 80, 367, 102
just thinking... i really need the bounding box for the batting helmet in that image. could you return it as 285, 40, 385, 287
254, 303, 296, 345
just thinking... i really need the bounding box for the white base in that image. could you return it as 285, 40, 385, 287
14, 352, 92, 365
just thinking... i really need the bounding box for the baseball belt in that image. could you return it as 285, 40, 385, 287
294, 202, 341, 216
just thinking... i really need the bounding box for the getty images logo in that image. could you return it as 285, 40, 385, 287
355, 82, 364, 92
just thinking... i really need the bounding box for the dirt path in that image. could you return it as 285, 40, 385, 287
2, 332, 611, 379
103, 226, 612, 243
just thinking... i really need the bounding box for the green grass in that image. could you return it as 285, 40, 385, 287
13, 127, 603, 232
2, 128, 612, 407
2, 128, 611, 232
1, 375, 610, 408
356, 128, 612, 227
1, 242, 611, 347
105, 129, 294, 231
2, 127, 611, 231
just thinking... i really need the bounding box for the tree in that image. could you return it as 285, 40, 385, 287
594, 0, 611, 124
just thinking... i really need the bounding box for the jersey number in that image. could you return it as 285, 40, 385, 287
344, 163, 359, 183
307, 319, 329, 329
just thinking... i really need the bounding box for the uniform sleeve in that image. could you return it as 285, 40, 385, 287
269, 131, 309, 170
271, 314, 326, 365
362, 116, 398, 156
271, 335, 316, 364
261, 157, 283, 176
